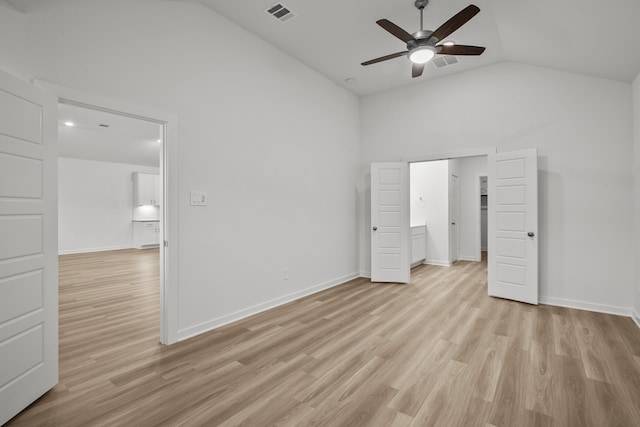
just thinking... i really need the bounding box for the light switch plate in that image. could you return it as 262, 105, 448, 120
190, 191, 207, 206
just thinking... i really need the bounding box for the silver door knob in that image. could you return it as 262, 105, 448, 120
527, 232, 535, 237
372, 226, 377, 231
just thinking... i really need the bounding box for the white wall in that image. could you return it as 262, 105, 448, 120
0, 0, 361, 339
58, 157, 159, 254
360, 62, 634, 314
457, 156, 488, 261
409, 163, 429, 227
633, 73, 640, 322
410, 160, 450, 265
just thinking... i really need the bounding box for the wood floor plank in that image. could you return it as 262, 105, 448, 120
6, 249, 640, 426
572, 309, 619, 384
487, 346, 530, 427
551, 312, 581, 358
409, 359, 471, 426
470, 333, 510, 403
552, 354, 589, 427
387, 339, 456, 417
525, 339, 555, 417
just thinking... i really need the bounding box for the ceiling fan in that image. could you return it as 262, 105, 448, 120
361, 0, 485, 78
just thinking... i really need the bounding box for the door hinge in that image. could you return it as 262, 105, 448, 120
164, 240, 168, 247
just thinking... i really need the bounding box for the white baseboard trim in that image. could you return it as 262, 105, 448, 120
360, 271, 371, 278
539, 296, 631, 317
632, 309, 640, 329
58, 245, 133, 255
177, 272, 360, 342
424, 260, 452, 267
458, 256, 479, 262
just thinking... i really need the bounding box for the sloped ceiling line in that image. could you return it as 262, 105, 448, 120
0, 0, 30, 14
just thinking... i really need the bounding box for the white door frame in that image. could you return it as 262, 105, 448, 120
405, 147, 496, 272
449, 172, 459, 264
34, 80, 179, 345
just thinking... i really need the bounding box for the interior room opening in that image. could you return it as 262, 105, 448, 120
409, 155, 488, 281
57, 101, 164, 339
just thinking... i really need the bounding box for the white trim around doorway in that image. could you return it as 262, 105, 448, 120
33, 80, 179, 345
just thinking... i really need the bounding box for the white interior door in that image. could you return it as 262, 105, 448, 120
449, 173, 459, 264
488, 149, 538, 304
0, 69, 58, 424
371, 162, 410, 283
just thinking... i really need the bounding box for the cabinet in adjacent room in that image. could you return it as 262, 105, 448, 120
133, 221, 160, 249
411, 225, 426, 266
133, 172, 160, 206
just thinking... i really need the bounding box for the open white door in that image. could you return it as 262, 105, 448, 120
0, 69, 58, 424
371, 162, 410, 283
488, 149, 538, 304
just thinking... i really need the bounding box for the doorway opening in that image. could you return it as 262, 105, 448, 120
57, 101, 164, 343
34, 78, 179, 344
408, 155, 488, 282
479, 174, 488, 260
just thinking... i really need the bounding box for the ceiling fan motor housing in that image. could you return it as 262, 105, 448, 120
411, 30, 434, 43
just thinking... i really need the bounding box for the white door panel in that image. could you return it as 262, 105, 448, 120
488, 149, 538, 304
0, 69, 58, 425
371, 162, 410, 283
0, 89, 44, 142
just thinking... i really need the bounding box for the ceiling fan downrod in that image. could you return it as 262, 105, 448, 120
413, 0, 431, 40
414, 0, 429, 32
415, 0, 429, 31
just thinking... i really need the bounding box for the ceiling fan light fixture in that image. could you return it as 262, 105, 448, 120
408, 46, 435, 64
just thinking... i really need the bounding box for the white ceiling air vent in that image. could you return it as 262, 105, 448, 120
433, 55, 460, 69
266, 3, 297, 23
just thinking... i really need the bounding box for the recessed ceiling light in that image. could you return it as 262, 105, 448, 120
345, 77, 357, 84
64, 121, 75, 127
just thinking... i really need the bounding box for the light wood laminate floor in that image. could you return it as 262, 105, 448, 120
7, 250, 640, 426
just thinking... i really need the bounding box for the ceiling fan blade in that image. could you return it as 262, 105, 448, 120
438, 44, 485, 55
376, 19, 415, 43
430, 4, 480, 42
412, 63, 425, 78
361, 51, 408, 66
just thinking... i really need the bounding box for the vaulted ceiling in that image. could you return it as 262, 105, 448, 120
3, 0, 640, 97
179, 0, 640, 96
